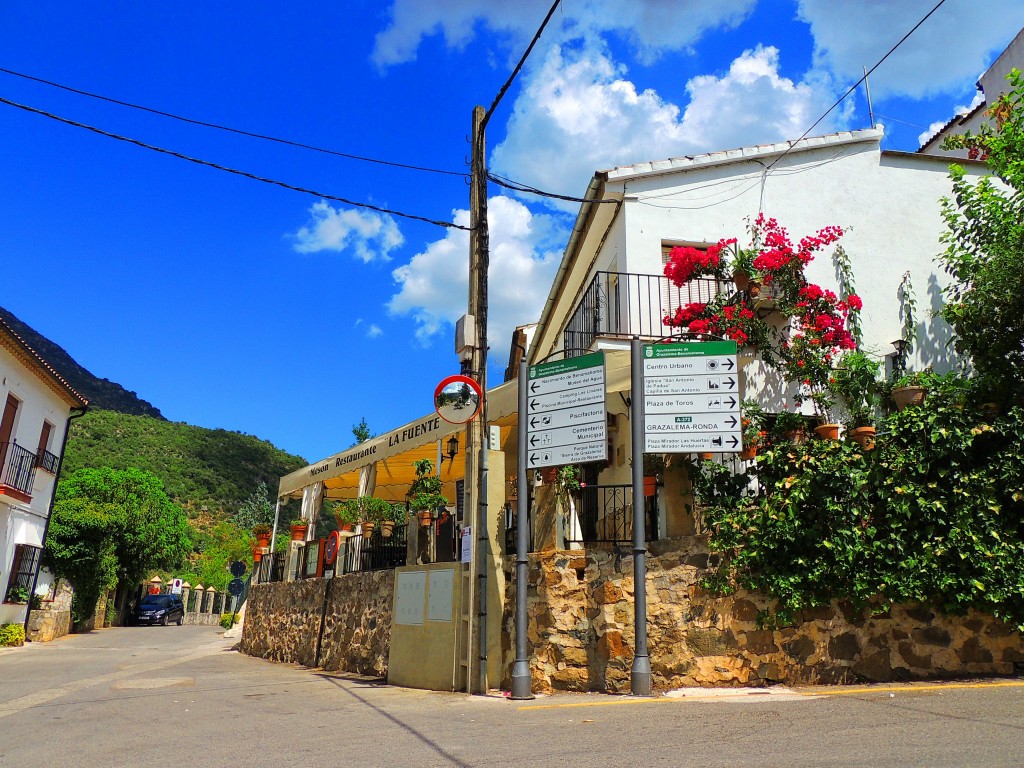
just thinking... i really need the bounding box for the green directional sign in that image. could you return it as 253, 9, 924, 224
529, 350, 604, 380
526, 351, 607, 469
643, 340, 737, 359
640, 341, 742, 453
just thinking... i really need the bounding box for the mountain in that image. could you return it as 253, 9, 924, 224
62, 409, 307, 509
0, 305, 164, 418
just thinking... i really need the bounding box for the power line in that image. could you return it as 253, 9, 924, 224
0, 65, 468, 179
482, 0, 562, 130
0, 94, 470, 231
765, 0, 948, 173
487, 171, 618, 204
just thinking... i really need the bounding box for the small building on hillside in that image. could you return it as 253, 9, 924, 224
0, 316, 87, 633
245, 126, 1019, 693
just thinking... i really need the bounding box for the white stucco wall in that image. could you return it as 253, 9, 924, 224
607, 136, 985, 375
0, 342, 73, 625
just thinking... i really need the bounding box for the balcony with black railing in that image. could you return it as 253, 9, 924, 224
563, 271, 731, 356
0, 442, 37, 500
35, 449, 59, 474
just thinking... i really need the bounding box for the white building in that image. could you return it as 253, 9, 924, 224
0, 316, 87, 628
920, 27, 1024, 156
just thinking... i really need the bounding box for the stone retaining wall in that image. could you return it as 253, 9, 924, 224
503, 537, 1024, 693
26, 579, 73, 642
241, 570, 394, 677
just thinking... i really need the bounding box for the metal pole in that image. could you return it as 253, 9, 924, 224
630, 338, 652, 696
510, 360, 535, 699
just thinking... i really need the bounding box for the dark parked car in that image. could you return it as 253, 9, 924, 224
133, 594, 184, 625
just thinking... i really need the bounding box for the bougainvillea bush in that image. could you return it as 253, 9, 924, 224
662, 214, 862, 416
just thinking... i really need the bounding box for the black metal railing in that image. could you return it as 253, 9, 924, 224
35, 449, 59, 474
0, 442, 37, 495
564, 272, 731, 356
504, 501, 534, 556
569, 483, 659, 547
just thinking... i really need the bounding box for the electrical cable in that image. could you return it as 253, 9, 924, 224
764, 0, 948, 174
0, 65, 468, 179
482, 0, 562, 130
0, 94, 470, 231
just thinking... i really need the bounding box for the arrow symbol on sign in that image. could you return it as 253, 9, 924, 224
530, 435, 540, 447
725, 396, 737, 409
724, 358, 735, 371
725, 415, 738, 428
530, 417, 540, 429
531, 381, 540, 393
727, 435, 739, 448
530, 399, 540, 411
529, 453, 539, 465
723, 376, 736, 389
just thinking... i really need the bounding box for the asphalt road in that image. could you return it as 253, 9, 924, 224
2, 626, 1024, 767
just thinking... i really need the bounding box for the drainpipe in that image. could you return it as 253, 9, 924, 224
24, 405, 87, 638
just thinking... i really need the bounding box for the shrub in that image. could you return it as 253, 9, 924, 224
219, 613, 240, 630
0, 623, 25, 647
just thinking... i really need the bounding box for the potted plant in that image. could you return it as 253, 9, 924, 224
408, 458, 449, 527
641, 453, 666, 497
740, 400, 767, 460
772, 409, 808, 443
358, 496, 394, 539
4, 585, 29, 604
830, 350, 883, 449
334, 499, 360, 532
892, 368, 935, 411
289, 518, 308, 541
252, 523, 272, 547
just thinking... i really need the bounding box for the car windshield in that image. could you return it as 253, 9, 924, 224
140, 596, 172, 608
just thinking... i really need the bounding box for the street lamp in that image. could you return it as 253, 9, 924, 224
439, 435, 460, 468
891, 338, 908, 378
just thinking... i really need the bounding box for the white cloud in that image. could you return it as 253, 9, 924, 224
371, 0, 756, 67
366, 324, 384, 338
388, 195, 562, 351
917, 90, 986, 146
491, 44, 839, 210
291, 200, 404, 263
796, 0, 1024, 99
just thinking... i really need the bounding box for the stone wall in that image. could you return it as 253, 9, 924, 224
26, 579, 73, 642
241, 570, 394, 677
503, 536, 1024, 693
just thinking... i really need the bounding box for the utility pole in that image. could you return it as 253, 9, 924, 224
464, 105, 489, 694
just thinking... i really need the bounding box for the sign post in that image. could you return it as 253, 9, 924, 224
642, 340, 741, 453
525, 351, 607, 469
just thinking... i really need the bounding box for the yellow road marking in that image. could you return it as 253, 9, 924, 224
796, 680, 1024, 697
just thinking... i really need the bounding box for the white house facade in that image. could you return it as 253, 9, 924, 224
0, 317, 87, 628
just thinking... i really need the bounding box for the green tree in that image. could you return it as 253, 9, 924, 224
939, 69, 1024, 398
54, 467, 192, 587
351, 416, 372, 446
233, 481, 274, 530
42, 497, 119, 623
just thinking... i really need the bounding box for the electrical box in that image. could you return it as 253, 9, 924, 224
455, 314, 476, 360
489, 425, 501, 450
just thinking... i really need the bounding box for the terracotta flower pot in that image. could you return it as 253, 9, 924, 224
255, 532, 271, 548
252, 547, 262, 563
380, 520, 395, 538
892, 386, 926, 411
733, 270, 751, 292
741, 445, 757, 461
847, 426, 876, 450
814, 423, 841, 441
289, 524, 308, 541
643, 476, 657, 497
700, 452, 714, 460
361, 521, 376, 538
542, 467, 558, 484
417, 510, 434, 528
783, 429, 807, 444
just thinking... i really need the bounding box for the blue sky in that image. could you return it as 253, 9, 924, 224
1, 1, 1021, 464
